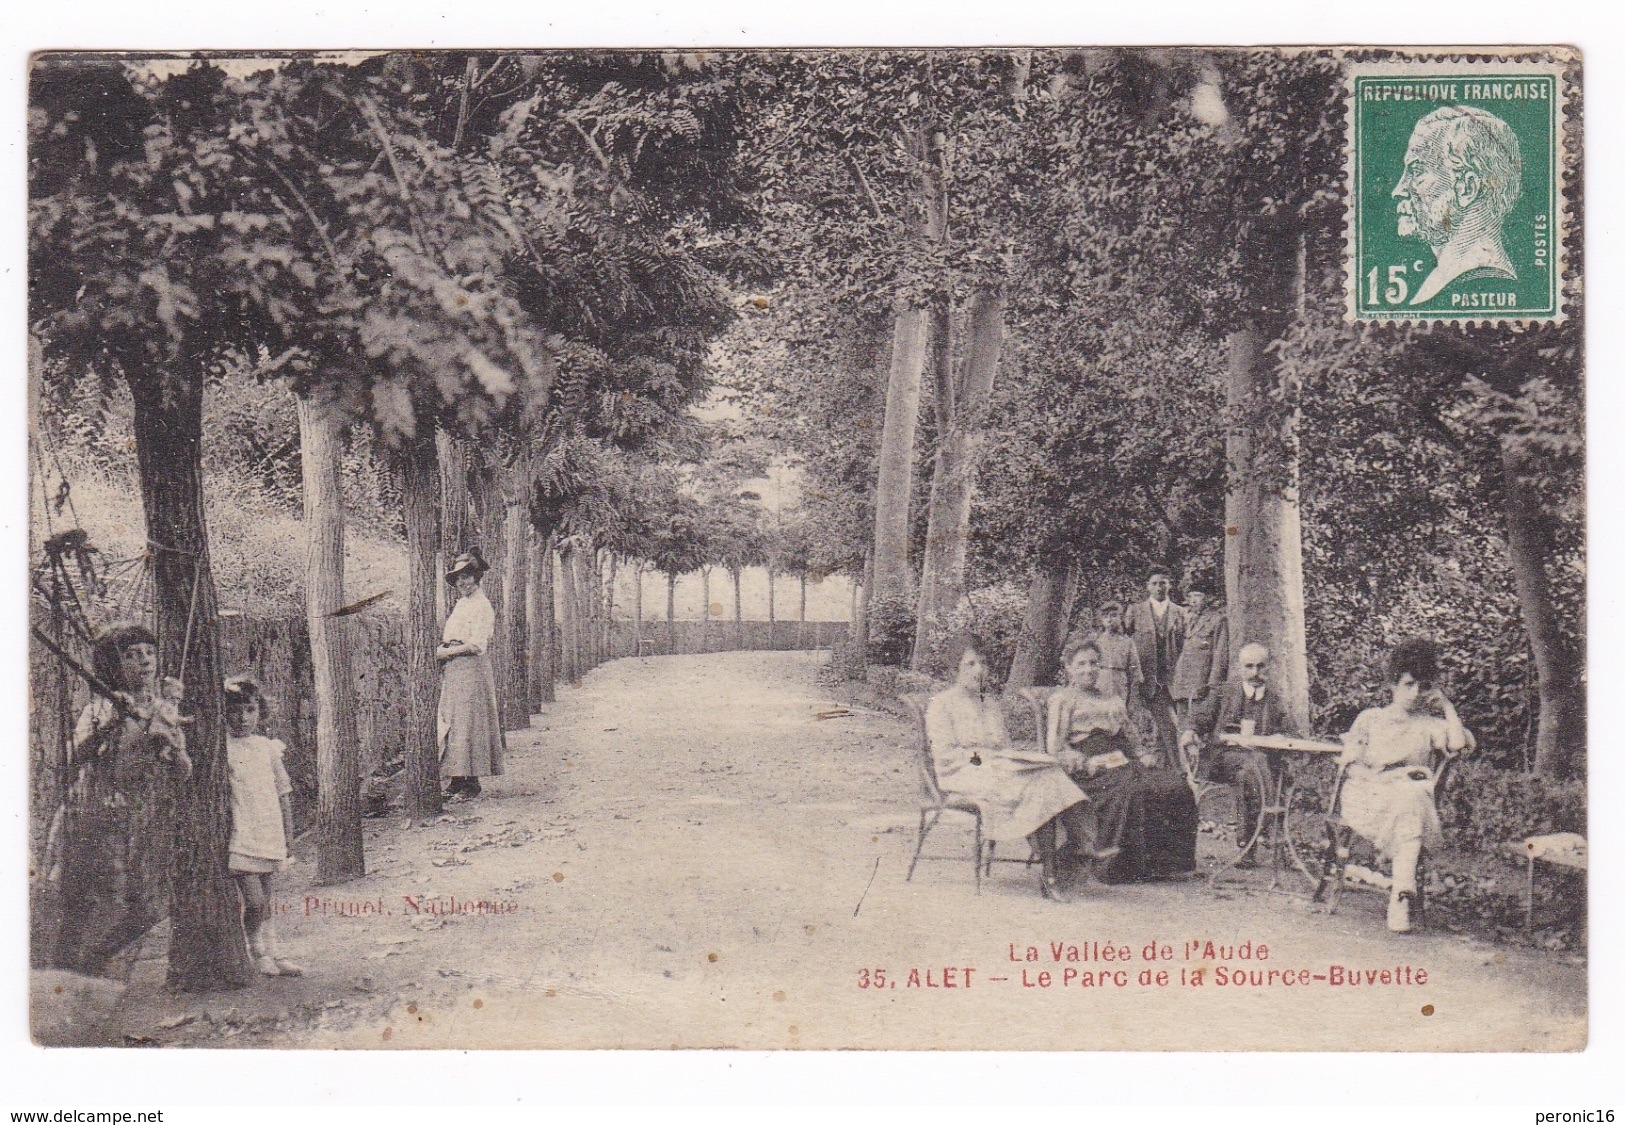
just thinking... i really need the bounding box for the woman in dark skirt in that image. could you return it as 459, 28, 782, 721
1046, 637, 1197, 882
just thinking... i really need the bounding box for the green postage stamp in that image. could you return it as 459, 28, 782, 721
1346, 54, 1573, 323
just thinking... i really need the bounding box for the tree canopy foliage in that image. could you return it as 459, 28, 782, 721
719, 48, 1582, 772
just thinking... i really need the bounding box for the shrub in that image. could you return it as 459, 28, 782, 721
37, 366, 408, 619
38, 427, 407, 621
1428, 759, 1587, 948
1427, 862, 1583, 949
864, 588, 916, 667
1305, 541, 1544, 770
824, 634, 867, 682
935, 582, 1030, 683
1439, 758, 1587, 855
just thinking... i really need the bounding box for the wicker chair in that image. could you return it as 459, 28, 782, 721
1014, 687, 1056, 754
900, 691, 1045, 891
899, 693, 987, 892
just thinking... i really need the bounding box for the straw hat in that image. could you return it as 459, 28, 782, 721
444, 551, 489, 582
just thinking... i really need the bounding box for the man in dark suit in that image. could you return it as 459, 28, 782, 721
1170, 587, 1229, 725
1180, 642, 1300, 859
1124, 569, 1186, 765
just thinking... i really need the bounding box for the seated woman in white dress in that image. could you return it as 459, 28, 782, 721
925, 633, 1108, 903
1339, 637, 1474, 933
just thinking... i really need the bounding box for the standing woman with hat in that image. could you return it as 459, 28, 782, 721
437, 552, 505, 800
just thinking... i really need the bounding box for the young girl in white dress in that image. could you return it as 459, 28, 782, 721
225, 678, 303, 976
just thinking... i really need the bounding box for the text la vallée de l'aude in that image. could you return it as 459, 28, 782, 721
854, 939, 1429, 991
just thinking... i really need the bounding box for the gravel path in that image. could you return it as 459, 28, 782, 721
116, 650, 1585, 1050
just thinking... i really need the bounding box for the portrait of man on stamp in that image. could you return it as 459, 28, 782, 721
1393, 105, 1523, 305
1348, 62, 1563, 322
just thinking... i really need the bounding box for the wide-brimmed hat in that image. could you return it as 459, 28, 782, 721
445, 552, 489, 582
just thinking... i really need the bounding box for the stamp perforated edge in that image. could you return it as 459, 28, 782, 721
1340, 49, 1577, 328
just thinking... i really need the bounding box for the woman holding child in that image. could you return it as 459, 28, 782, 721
52, 622, 193, 976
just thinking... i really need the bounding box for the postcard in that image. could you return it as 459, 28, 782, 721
27, 45, 1584, 1051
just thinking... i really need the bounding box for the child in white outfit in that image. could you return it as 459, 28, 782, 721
224, 678, 303, 977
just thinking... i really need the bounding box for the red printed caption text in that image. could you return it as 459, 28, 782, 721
856, 938, 1429, 991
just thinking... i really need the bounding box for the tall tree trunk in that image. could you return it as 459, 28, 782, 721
576, 548, 590, 672
436, 432, 468, 626
592, 551, 605, 667
499, 494, 529, 730
912, 287, 1007, 670
1223, 230, 1309, 735
871, 308, 930, 604
666, 572, 677, 653
557, 544, 579, 685
871, 118, 948, 606
582, 553, 594, 669
542, 533, 562, 699
128, 370, 252, 990
526, 530, 538, 708
853, 549, 873, 666
633, 564, 644, 653
913, 294, 957, 664
575, 546, 590, 679
577, 547, 599, 671
1005, 555, 1078, 689
1057, 562, 1083, 644
466, 453, 508, 705
767, 567, 777, 625
398, 426, 444, 823
604, 554, 618, 659
731, 567, 743, 646
576, 548, 593, 671
798, 574, 808, 648
701, 568, 712, 652
295, 394, 363, 885
573, 547, 590, 671
1501, 444, 1585, 776
528, 527, 555, 707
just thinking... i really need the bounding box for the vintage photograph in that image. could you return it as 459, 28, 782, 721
26, 45, 1584, 1051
